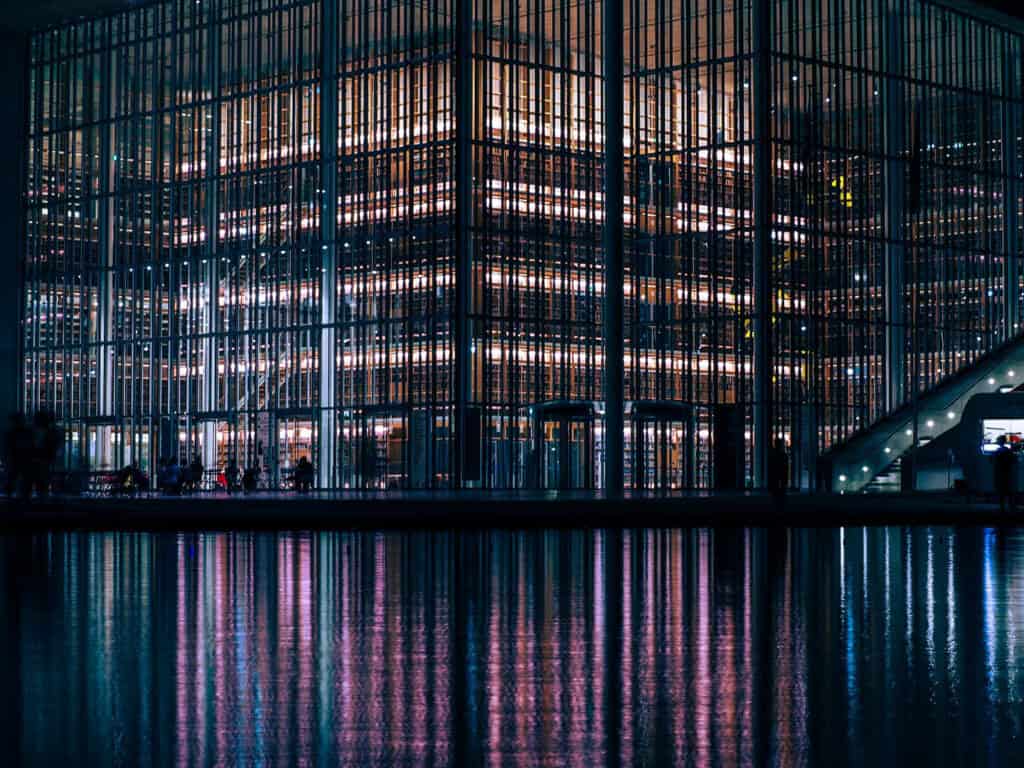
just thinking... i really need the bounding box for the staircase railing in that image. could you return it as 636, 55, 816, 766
823, 332, 1024, 493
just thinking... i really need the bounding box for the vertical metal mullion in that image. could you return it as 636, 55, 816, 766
454, 0, 473, 488
147, 33, 161, 471
403, 3, 415, 487
201, 8, 221, 473
22, 42, 34, 419
883, 0, 905, 414
1003, 40, 1019, 340
510, 0, 521, 487
319, 0, 339, 489
657, 0, 667, 408
751, 0, 771, 488
97, 21, 116, 469
168, 7, 179, 452
604, 0, 625, 497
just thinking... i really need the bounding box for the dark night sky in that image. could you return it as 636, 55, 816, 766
0, 1, 143, 32
1, 0, 1022, 32
983, 1, 1024, 20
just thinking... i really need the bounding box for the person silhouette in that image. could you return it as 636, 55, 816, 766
225, 459, 241, 493
189, 454, 205, 492
768, 438, 789, 511
164, 457, 183, 495
4, 413, 30, 498
29, 410, 61, 499
295, 456, 314, 492
992, 435, 1017, 512
243, 462, 260, 493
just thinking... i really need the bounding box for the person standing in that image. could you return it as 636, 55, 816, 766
768, 438, 789, 511
296, 456, 314, 492
189, 454, 204, 493
4, 413, 30, 498
243, 462, 260, 493
30, 410, 62, 499
992, 435, 1017, 513
225, 459, 241, 493
164, 457, 183, 495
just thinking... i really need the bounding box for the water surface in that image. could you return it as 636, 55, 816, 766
4, 527, 1024, 766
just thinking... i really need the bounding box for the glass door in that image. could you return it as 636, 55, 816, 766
86, 423, 119, 471
539, 413, 594, 491
632, 418, 690, 490
357, 411, 409, 490
628, 404, 695, 491
277, 418, 316, 489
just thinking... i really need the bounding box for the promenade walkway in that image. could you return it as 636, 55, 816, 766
0, 489, 1016, 530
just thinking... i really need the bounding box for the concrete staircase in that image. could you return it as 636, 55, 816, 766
822, 334, 1024, 493
863, 454, 903, 493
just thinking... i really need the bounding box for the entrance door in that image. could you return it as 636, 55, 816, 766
357, 410, 409, 490
278, 418, 316, 489
629, 403, 694, 491
535, 404, 595, 491
86, 423, 119, 471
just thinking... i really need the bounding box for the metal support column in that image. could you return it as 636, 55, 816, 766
319, 0, 339, 490
97, 35, 117, 469
603, 0, 625, 498
454, 0, 473, 488
200, 14, 221, 474
883, 0, 906, 412
1, 33, 28, 421
751, 0, 772, 488
1004, 44, 1019, 340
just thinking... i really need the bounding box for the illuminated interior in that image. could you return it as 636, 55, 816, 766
981, 418, 1024, 454
22, 0, 1024, 490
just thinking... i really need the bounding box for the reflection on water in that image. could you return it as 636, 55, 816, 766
4, 528, 1024, 766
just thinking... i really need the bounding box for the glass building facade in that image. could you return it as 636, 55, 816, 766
21, 0, 1024, 491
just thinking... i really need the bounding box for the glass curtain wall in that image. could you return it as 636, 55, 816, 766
25, 16, 106, 472
625, 0, 755, 489
22, 0, 1024, 491
771, 0, 1024, 477
24, 0, 456, 489
472, 0, 604, 489
213, 0, 323, 487
334, 1, 455, 490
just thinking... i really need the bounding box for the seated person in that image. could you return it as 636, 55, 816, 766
295, 456, 314, 492
242, 463, 260, 493
224, 460, 241, 492
163, 459, 183, 495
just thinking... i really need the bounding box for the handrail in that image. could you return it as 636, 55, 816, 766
823, 331, 1024, 492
